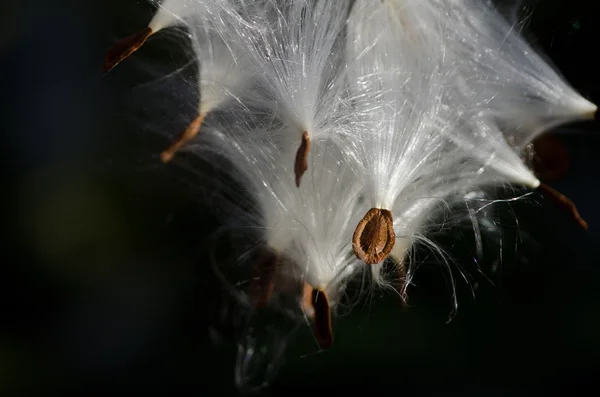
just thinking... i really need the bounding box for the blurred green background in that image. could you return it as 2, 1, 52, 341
3, 0, 600, 395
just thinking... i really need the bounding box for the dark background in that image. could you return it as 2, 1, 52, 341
3, 0, 600, 395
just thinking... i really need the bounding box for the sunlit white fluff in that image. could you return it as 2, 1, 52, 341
368, 0, 535, 189
280, 142, 367, 301
198, 118, 366, 309
195, 34, 248, 115
148, 0, 238, 32
359, 0, 593, 299
147, 0, 200, 32
233, 0, 351, 184
346, 0, 450, 211
345, 0, 508, 273
375, 142, 531, 290
157, 0, 362, 302
444, 110, 541, 188
148, 1, 261, 162
434, 0, 596, 148
380, 0, 594, 189
205, 125, 297, 256
184, 8, 255, 121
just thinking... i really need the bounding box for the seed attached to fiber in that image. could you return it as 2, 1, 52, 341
352, 208, 395, 264
160, 113, 206, 163
539, 183, 588, 231
103, 27, 153, 73
301, 283, 333, 349
294, 131, 311, 188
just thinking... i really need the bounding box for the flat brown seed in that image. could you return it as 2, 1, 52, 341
352, 208, 396, 264
311, 288, 333, 349
539, 183, 588, 231
294, 131, 311, 188
250, 250, 279, 308
103, 27, 153, 73
160, 113, 206, 163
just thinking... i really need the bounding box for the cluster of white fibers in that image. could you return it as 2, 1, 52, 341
104, 0, 596, 389
236, 0, 351, 187
433, 0, 597, 147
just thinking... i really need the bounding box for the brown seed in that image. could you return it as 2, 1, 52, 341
250, 249, 279, 308
352, 208, 395, 264
310, 287, 333, 349
160, 113, 206, 163
294, 131, 311, 188
538, 183, 588, 231
103, 27, 153, 73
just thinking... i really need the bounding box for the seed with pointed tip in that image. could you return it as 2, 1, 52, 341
352, 208, 395, 264
103, 27, 153, 73
539, 183, 588, 231
311, 288, 333, 349
294, 131, 311, 188
160, 113, 206, 163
